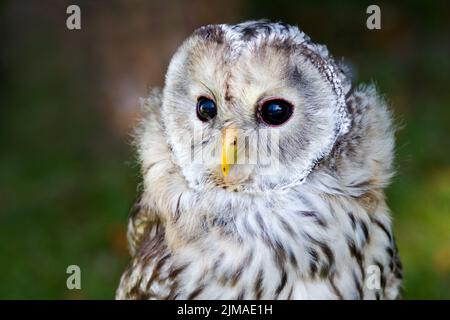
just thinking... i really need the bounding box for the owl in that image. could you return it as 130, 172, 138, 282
116, 21, 402, 300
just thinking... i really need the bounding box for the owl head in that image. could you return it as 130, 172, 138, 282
160, 21, 352, 193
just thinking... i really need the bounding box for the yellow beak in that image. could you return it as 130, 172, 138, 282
221, 128, 238, 177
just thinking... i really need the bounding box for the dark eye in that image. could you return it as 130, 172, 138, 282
257, 99, 294, 126
196, 97, 217, 122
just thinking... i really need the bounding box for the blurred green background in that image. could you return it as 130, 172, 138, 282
0, 0, 449, 299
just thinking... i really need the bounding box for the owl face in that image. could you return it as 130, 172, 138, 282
161, 22, 350, 193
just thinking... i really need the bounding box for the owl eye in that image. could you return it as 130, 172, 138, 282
257, 99, 294, 126
196, 97, 217, 122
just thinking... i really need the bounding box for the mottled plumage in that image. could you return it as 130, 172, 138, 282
116, 21, 402, 300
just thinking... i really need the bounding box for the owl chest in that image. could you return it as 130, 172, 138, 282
170, 193, 388, 299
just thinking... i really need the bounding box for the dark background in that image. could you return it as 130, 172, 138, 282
0, 0, 449, 299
